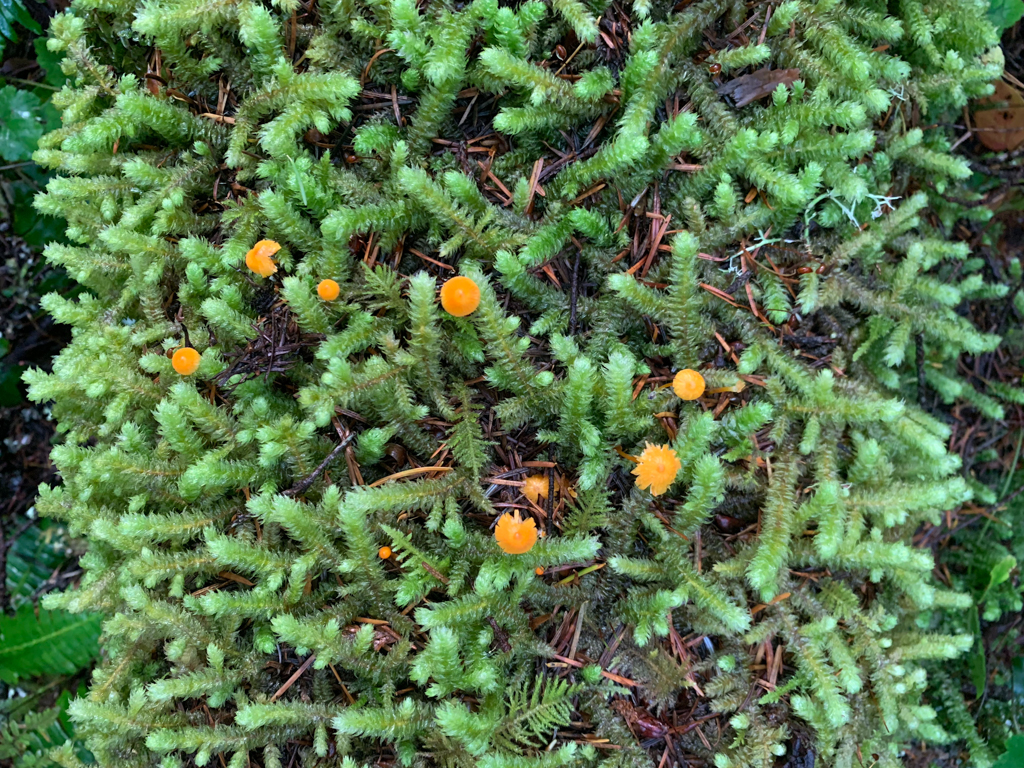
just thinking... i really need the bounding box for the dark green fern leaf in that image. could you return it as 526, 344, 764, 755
4, 519, 72, 609
0, 690, 92, 768
0, 605, 102, 684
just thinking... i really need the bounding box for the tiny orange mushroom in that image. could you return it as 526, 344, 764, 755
245, 239, 281, 278
522, 474, 550, 505
673, 368, 706, 400
317, 279, 340, 301
534, 567, 545, 576
494, 511, 538, 555
439, 276, 481, 317
172, 347, 201, 376
631, 443, 682, 497
378, 546, 392, 559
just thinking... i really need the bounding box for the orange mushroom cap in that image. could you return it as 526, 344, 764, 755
631, 443, 682, 497
317, 279, 340, 301
171, 347, 201, 376
522, 474, 550, 505
378, 546, 392, 559
494, 511, 538, 555
673, 369, 706, 401
534, 567, 545, 576
245, 239, 280, 278
440, 276, 481, 317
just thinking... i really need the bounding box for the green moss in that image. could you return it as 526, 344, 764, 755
26, 0, 1020, 765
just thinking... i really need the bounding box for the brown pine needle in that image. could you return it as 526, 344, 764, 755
368, 466, 454, 487
270, 653, 316, 701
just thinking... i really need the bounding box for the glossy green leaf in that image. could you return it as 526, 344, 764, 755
0, 0, 41, 57
968, 606, 986, 698
0, 363, 23, 407
1013, 655, 1024, 701
0, 85, 47, 162
994, 734, 1024, 768
986, 555, 1017, 592
989, 0, 1024, 31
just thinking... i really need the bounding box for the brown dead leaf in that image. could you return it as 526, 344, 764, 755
973, 80, 1024, 152
718, 68, 801, 108
610, 700, 669, 740
973, 108, 1024, 151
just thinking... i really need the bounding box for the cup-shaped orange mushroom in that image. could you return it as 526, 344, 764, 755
494, 511, 538, 554
246, 240, 280, 278
522, 474, 549, 505
317, 279, 340, 301
172, 347, 201, 376
673, 369, 705, 400
440, 276, 481, 317
631, 443, 682, 496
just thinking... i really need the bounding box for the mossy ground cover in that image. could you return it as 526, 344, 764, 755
2, 0, 1024, 767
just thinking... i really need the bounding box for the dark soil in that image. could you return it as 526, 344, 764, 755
0, 224, 72, 612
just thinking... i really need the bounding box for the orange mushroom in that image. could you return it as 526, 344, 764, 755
440, 276, 481, 317
378, 546, 392, 559
494, 511, 538, 555
535, 567, 545, 576
631, 443, 682, 497
245, 239, 280, 278
673, 369, 706, 400
171, 347, 201, 376
522, 474, 550, 505
317, 279, 340, 301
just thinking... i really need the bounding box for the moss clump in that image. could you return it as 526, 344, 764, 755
27, 0, 1018, 766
